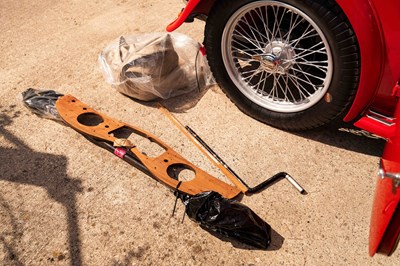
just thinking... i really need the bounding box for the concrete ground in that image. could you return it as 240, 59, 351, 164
1, 0, 399, 265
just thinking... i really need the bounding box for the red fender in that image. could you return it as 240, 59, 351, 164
368, 85, 400, 256
167, 0, 216, 32
335, 0, 384, 121
166, 0, 202, 32
370, 162, 400, 256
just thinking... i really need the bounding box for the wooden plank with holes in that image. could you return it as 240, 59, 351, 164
55, 95, 241, 199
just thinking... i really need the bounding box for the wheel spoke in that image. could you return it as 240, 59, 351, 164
283, 12, 305, 43
233, 31, 263, 51
295, 60, 328, 73
287, 71, 321, 89
242, 67, 263, 81
291, 32, 320, 47
275, 75, 289, 101
292, 64, 325, 85
295, 58, 328, 75
286, 73, 312, 100
289, 25, 317, 47
284, 74, 297, 102
248, 10, 269, 45
274, 5, 286, 40
240, 15, 266, 48
254, 7, 272, 43
291, 60, 329, 64
254, 71, 266, 93
241, 13, 268, 47
233, 46, 263, 53
271, 5, 281, 40
260, 72, 272, 94
292, 46, 326, 60
231, 43, 258, 57
293, 45, 326, 54
271, 73, 277, 99
233, 23, 266, 52
257, 72, 272, 94
292, 63, 316, 89
264, 6, 273, 42
233, 21, 261, 44
240, 67, 261, 75
292, 62, 326, 78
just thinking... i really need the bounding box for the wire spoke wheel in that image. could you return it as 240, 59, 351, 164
205, 0, 360, 130
222, 1, 332, 112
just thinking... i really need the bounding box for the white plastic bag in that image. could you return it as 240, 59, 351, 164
99, 33, 212, 101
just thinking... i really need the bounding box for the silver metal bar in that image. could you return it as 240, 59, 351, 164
285, 174, 305, 194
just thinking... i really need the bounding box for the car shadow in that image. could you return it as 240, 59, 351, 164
129, 83, 214, 113
291, 120, 386, 157
130, 88, 385, 157
0, 111, 83, 266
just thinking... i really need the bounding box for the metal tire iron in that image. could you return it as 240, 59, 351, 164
55, 95, 241, 199
158, 104, 305, 195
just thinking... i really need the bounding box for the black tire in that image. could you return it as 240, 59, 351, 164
204, 0, 360, 130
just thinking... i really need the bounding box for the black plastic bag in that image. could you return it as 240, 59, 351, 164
184, 191, 271, 249
22, 88, 64, 121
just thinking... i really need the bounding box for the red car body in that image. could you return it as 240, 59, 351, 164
167, 0, 400, 256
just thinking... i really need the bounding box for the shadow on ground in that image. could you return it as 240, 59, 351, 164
0, 110, 83, 266
121, 86, 385, 157
293, 120, 386, 157
200, 226, 284, 251
128, 83, 214, 113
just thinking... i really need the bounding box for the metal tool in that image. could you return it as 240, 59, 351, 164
158, 104, 305, 195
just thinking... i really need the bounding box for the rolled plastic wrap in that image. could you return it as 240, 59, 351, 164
99, 33, 213, 101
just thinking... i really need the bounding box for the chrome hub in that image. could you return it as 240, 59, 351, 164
264, 41, 294, 74
252, 41, 295, 74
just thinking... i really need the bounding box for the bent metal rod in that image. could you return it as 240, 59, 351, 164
158, 104, 305, 195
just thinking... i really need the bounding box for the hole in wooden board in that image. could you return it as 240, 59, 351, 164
167, 164, 196, 182
177, 168, 196, 181
77, 113, 104, 126
109, 126, 166, 158
109, 126, 134, 138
